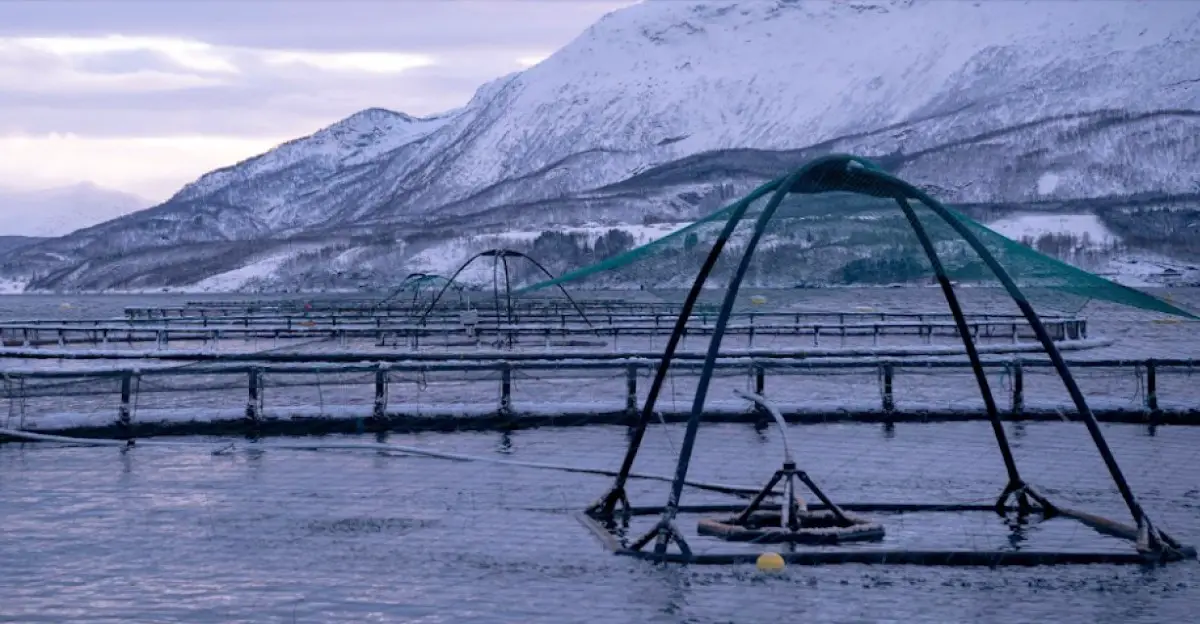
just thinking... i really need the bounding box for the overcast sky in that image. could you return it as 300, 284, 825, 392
0, 0, 635, 203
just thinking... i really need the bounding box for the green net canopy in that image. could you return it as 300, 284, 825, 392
512, 155, 1195, 320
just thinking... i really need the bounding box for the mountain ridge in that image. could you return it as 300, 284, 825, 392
3, 0, 1199, 291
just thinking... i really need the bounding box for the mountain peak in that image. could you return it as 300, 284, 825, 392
351, 106, 410, 118
328, 107, 418, 129
168, 105, 455, 210
312, 107, 425, 150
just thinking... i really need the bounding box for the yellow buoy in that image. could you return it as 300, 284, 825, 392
756, 551, 785, 572
750, 295, 768, 305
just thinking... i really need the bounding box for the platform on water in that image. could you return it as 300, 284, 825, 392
1, 355, 1194, 440
2, 295, 1190, 440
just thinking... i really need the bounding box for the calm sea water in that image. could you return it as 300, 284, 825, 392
1, 291, 1198, 623
2, 423, 1198, 623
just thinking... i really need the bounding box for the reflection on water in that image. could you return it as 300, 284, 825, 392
1, 422, 1197, 623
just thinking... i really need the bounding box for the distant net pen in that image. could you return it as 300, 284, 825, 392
373, 273, 467, 312
416, 249, 596, 343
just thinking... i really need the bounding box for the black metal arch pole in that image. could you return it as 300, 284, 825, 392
893, 196, 1028, 510
499, 253, 516, 347
865, 169, 1167, 543
491, 253, 504, 329
594, 178, 786, 518
506, 251, 596, 329
649, 170, 808, 556
500, 254, 515, 324
418, 250, 497, 324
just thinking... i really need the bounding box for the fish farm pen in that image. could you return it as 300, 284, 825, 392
4, 155, 1199, 569
0, 294, 1191, 436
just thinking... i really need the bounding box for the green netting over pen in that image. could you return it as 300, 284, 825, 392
513, 154, 1196, 319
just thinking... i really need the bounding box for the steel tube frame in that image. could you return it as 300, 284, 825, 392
608, 154, 1180, 560
894, 196, 1028, 511
593, 178, 785, 518
867, 170, 1174, 552
650, 168, 806, 556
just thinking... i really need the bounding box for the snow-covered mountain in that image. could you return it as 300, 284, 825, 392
0, 183, 148, 238
3, 0, 1199, 291
166, 107, 456, 234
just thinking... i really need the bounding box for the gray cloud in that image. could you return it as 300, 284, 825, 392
0, 0, 635, 197
73, 49, 190, 74
0, 1, 629, 53
0, 1, 633, 133
0, 45, 544, 136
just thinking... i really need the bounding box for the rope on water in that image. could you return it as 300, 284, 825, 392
0, 426, 764, 498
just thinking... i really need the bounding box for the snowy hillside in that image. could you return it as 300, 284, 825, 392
3, 0, 1199, 291
984, 211, 1200, 287
167, 108, 456, 232
987, 214, 1120, 248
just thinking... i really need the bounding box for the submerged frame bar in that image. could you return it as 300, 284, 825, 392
578, 502, 1198, 566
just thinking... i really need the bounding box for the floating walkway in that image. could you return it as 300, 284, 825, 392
122, 298, 701, 319
0, 317, 1090, 350
1, 355, 1193, 440
0, 306, 1090, 356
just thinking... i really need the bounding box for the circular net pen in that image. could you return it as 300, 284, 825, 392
377, 273, 468, 312
414, 249, 596, 350
573, 154, 1197, 567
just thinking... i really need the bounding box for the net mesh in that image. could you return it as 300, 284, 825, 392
512, 155, 1195, 320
